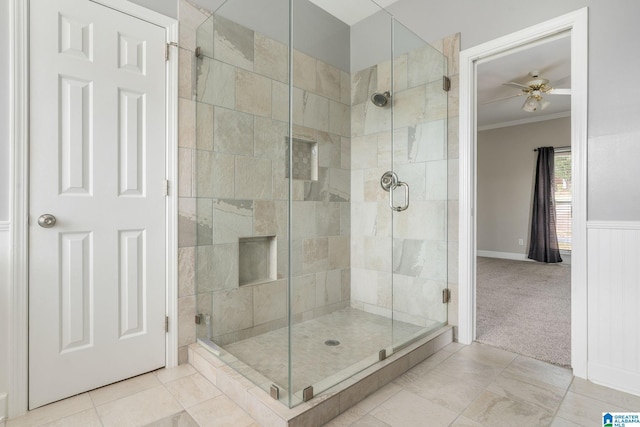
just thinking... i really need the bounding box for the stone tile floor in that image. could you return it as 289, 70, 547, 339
5, 342, 640, 426
224, 308, 427, 393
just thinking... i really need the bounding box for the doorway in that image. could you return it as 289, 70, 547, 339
473, 35, 572, 366
458, 8, 588, 377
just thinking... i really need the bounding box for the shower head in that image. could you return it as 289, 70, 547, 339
371, 91, 391, 107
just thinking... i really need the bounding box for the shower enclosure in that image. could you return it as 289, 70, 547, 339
193, 0, 448, 408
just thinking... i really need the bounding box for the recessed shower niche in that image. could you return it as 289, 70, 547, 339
286, 138, 318, 181
238, 236, 277, 286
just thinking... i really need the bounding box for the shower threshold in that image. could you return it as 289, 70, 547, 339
188, 325, 453, 426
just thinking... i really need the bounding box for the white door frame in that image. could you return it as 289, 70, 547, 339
458, 8, 588, 378
9, 0, 178, 417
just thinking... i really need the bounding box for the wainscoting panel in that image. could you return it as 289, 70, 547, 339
587, 221, 640, 396
0, 222, 10, 421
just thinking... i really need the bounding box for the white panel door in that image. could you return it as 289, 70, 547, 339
29, 0, 167, 409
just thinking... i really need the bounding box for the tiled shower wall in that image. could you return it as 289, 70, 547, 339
349, 33, 460, 329
177, 0, 351, 359
176, 0, 460, 362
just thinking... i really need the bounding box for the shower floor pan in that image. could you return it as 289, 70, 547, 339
188, 308, 452, 426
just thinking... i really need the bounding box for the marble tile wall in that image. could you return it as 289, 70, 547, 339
178, 0, 458, 363
349, 33, 460, 331
177, 0, 351, 352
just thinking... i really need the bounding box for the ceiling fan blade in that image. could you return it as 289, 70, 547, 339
548, 88, 571, 95
480, 93, 523, 105
503, 82, 531, 90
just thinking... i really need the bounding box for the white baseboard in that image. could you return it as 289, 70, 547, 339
588, 363, 640, 397
477, 250, 571, 265
477, 250, 532, 261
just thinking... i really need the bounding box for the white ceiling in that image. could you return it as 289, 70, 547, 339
477, 34, 571, 129
307, 0, 401, 25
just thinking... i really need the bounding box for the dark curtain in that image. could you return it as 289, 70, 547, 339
528, 147, 563, 263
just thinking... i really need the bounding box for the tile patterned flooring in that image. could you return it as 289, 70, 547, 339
224, 308, 426, 393
5, 342, 640, 427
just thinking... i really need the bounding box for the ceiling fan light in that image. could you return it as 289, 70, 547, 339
522, 96, 539, 112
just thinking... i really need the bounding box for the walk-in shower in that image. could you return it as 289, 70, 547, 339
192, 0, 449, 408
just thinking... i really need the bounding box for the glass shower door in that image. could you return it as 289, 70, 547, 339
287, 0, 394, 406
391, 19, 449, 348
192, 0, 450, 409
193, 0, 293, 404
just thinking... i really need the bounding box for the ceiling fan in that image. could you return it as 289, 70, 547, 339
485, 70, 571, 112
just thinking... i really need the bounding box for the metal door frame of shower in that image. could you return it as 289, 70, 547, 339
458, 8, 588, 377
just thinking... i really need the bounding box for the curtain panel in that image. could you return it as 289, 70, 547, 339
528, 147, 563, 263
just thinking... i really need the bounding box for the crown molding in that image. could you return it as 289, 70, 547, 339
478, 110, 570, 132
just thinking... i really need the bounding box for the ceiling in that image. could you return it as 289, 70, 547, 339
307, 0, 401, 25
477, 34, 571, 130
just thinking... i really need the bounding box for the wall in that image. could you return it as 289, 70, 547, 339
128, 0, 177, 18
177, 0, 351, 356
177, 0, 352, 71
384, 0, 640, 221
1, 0, 11, 417
0, 0, 9, 222
477, 117, 571, 255
349, 30, 458, 329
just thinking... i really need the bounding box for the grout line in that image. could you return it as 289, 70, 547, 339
550, 376, 574, 422
85, 391, 106, 427
97, 406, 106, 427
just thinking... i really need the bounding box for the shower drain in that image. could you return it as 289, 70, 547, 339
324, 339, 340, 346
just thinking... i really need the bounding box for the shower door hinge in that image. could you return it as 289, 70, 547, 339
302, 386, 314, 402
166, 42, 178, 61
165, 316, 169, 332
442, 288, 451, 304
163, 179, 169, 196
443, 76, 451, 92
270, 384, 280, 400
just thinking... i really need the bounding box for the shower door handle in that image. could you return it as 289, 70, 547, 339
390, 181, 409, 212
380, 171, 409, 212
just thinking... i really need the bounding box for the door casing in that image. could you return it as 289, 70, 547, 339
8, 0, 178, 417
457, 7, 588, 377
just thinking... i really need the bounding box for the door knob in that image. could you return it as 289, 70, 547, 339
38, 214, 57, 228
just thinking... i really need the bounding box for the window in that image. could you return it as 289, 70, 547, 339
554, 150, 572, 251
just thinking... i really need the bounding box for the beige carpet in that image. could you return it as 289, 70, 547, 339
476, 256, 571, 367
